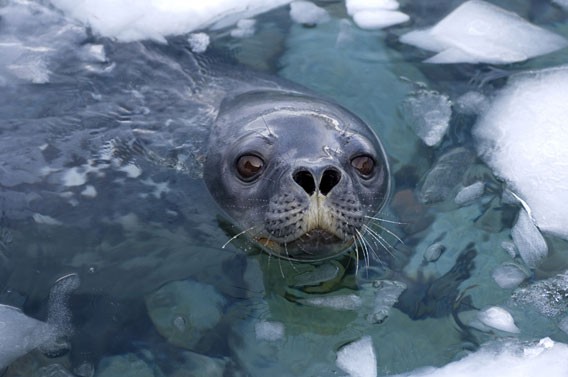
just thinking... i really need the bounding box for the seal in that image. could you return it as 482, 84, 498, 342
204, 90, 390, 262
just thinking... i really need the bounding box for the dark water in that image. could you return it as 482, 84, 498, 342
1, 1, 568, 376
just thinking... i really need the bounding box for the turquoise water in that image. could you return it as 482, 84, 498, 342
1, 1, 568, 376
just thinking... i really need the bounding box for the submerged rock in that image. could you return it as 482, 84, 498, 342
145, 280, 225, 349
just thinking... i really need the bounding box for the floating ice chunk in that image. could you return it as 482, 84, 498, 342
0, 274, 79, 368
346, 0, 408, 29
423, 242, 446, 263
492, 263, 529, 289
50, 0, 292, 42
474, 66, 568, 239
62, 166, 88, 187
455, 91, 488, 115
401, 89, 451, 147
455, 182, 484, 206
511, 209, 548, 268
33, 213, 63, 226
336, 336, 377, 377
478, 306, 520, 333
289, 1, 330, 25
255, 321, 285, 341
559, 317, 568, 335
512, 271, 568, 318
346, 0, 399, 15
188, 33, 210, 53
369, 280, 406, 324
400, 0, 568, 64
7, 60, 50, 84
553, 0, 568, 10
81, 185, 97, 198
0, 305, 55, 368
352, 10, 409, 30
501, 241, 517, 258
301, 294, 362, 311
230, 19, 257, 38
388, 338, 568, 377
81, 44, 106, 62
419, 148, 474, 204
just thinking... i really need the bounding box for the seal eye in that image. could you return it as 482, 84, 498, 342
236, 154, 264, 181
351, 155, 375, 177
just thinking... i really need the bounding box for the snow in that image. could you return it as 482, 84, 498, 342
391, 338, 568, 377
400, 0, 568, 64
289, 1, 330, 25
346, 0, 409, 30
49, 0, 292, 42
474, 66, 568, 239
336, 336, 377, 377
477, 306, 520, 333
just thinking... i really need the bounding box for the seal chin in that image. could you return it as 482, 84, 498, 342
255, 229, 353, 262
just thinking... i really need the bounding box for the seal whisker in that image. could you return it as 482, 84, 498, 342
364, 215, 408, 225
355, 229, 371, 270
352, 235, 360, 276
364, 218, 405, 246
361, 224, 397, 261
221, 226, 257, 249
283, 242, 299, 272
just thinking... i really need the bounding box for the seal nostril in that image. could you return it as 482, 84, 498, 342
293, 170, 316, 196
320, 169, 341, 196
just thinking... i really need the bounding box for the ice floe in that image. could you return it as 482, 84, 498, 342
474, 66, 568, 239
50, 0, 292, 42
400, 0, 568, 64
390, 338, 568, 377
346, 0, 409, 30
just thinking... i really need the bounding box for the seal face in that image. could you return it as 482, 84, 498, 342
204, 90, 390, 262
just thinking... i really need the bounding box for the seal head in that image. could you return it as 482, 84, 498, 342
204, 90, 390, 262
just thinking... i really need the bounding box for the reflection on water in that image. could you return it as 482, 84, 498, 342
1, 0, 568, 376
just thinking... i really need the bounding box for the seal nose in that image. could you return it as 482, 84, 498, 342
293, 168, 341, 196
319, 168, 341, 196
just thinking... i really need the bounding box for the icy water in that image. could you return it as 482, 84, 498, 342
2, 0, 568, 376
